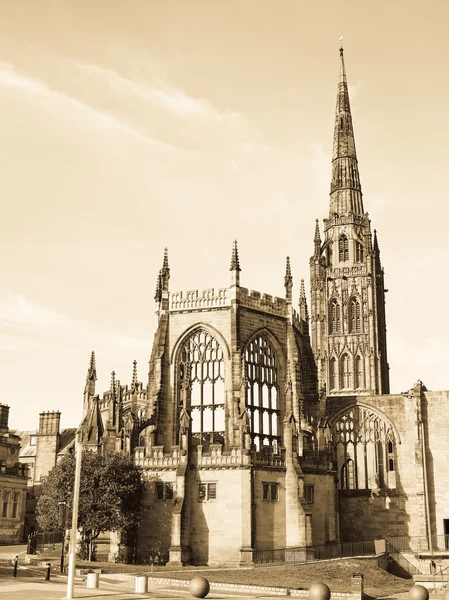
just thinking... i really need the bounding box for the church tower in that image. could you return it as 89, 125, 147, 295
310, 44, 389, 396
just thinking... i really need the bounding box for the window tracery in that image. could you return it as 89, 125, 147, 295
333, 406, 396, 491
179, 330, 225, 443
355, 241, 364, 262
339, 235, 349, 262
349, 298, 361, 333
244, 335, 280, 451
354, 356, 364, 389
341, 459, 355, 490
329, 300, 341, 334
341, 353, 351, 388
329, 357, 338, 391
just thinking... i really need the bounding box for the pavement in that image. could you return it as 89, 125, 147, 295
0, 569, 293, 600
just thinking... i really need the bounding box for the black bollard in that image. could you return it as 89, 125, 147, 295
13, 556, 18, 578
45, 563, 51, 581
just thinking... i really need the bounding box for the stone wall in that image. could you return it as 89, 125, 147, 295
423, 390, 449, 541
254, 469, 286, 550
189, 468, 245, 565
137, 470, 178, 563
304, 473, 338, 545
339, 490, 409, 541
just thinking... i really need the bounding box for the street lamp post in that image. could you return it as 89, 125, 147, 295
66, 430, 82, 600
58, 501, 67, 573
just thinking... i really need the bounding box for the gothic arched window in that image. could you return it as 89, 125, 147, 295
349, 298, 361, 333
339, 235, 349, 262
341, 459, 355, 490
355, 241, 364, 263
354, 355, 363, 389
333, 406, 396, 491
245, 335, 280, 451
179, 330, 225, 442
329, 299, 341, 333
329, 357, 338, 391
387, 440, 395, 472
341, 354, 351, 388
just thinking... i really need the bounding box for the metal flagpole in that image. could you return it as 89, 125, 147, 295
66, 430, 82, 599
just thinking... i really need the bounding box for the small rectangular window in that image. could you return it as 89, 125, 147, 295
155, 482, 174, 501
263, 482, 279, 502
263, 483, 269, 501
156, 482, 164, 500
12, 492, 19, 518
305, 484, 315, 504
29, 435, 37, 446
198, 482, 217, 502
208, 483, 217, 500
2, 491, 10, 518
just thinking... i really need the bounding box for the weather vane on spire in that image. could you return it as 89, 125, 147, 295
339, 35, 344, 49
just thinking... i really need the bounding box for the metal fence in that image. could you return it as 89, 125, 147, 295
386, 536, 449, 553
27, 531, 64, 555
254, 539, 378, 566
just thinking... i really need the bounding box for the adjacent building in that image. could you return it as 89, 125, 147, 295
16, 412, 76, 538
0, 404, 28, 544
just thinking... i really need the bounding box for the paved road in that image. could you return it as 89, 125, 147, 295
0, 572, 289, 600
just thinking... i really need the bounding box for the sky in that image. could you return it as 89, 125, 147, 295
0, 0, 448, 431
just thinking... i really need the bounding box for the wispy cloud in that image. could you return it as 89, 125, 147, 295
78, 63, 239, 121
0, 62, 178, 152
0, 293, 152, 355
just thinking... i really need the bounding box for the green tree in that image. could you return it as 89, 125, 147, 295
36, 450, 144, 561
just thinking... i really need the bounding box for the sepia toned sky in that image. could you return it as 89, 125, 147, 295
1, 0, 448, 430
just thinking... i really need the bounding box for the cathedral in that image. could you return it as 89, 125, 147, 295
76, 47, 449, 566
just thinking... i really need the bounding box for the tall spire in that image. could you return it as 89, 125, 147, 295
110, 370, 117, 427
131, 360, 138, 392
83, 350, 97, 416
230, 240, 241, 286
154, 270, 162, 302
161, 247, 170, 292
299, 279, 309, 322
230, 240, 241, 272
330, 42, 364, 217
373, 228, 379, 254
110, 371, 116, 399
87, 351, 96, 382
162, 247, 170, 277
314, 219, 321, 256
284, 256, 293, 303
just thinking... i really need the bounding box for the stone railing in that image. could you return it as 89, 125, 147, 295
194, 444, 252, 468
134, 445, 183, 469
170, 288, 230, 311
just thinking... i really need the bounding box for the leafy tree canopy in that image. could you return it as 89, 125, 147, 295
36, 450, 144, 559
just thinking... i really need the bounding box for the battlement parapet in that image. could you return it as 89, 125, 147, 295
170, 288, 230, 312
239, 288, 286, 316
